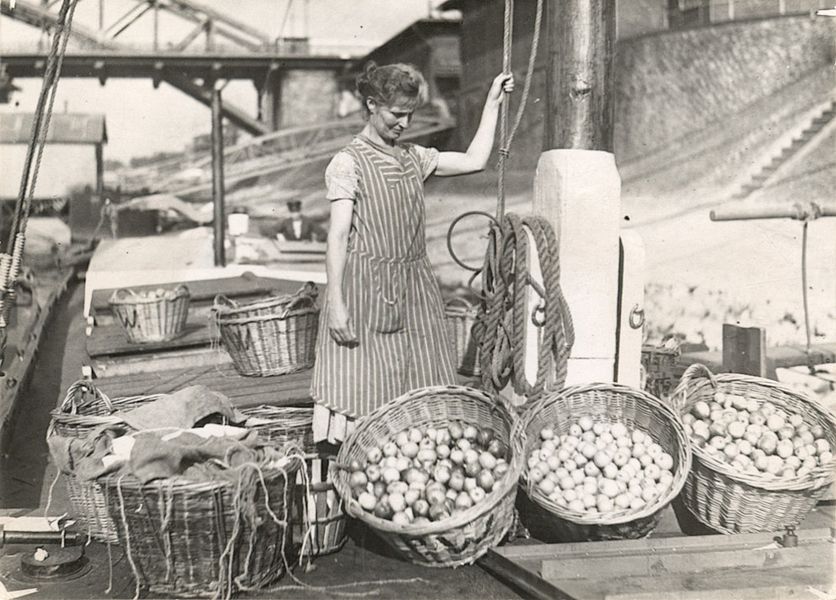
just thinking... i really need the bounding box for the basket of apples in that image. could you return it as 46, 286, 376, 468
673, 363, 836, 533
331, 385, 523, 568
514, 383, 691, 542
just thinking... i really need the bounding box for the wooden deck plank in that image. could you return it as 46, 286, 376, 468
92, 362, 315, 408
92, 361, 480, 410
89, 273, 318, 313
558, 567, 831, 600
680, 342, 836, 371
489, 528, 834, 600
86, 311, 217, 357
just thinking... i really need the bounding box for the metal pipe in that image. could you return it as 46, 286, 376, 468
211, 84, 226, 267
1, 527, 79, 546
710, 201, 836, 222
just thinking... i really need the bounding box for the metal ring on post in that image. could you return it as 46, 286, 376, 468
446, 210, 500, 273
628, 304, 645, 329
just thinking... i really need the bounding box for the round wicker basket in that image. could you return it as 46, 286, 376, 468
212, 284, 319, 377
445, 297, 482, 377
672, 363, 836, 533
109, 285, 190, 344
47, 381, 163, 543
100, 455, 302, 598
331, 385, 523, 568
514, 383, 692, 542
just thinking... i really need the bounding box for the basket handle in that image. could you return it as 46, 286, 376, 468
212, 294, 239, 311
280, 282, 319, 316
59, 380, 113, 415
680, 363, 718, 388
671, 363, 717, 412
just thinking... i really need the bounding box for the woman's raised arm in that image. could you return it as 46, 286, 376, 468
435, 73, 514, 177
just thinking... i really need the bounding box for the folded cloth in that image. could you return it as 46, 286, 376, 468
48, 424, 126, 481
126, 429, 262, 484
115, 385, 247, 431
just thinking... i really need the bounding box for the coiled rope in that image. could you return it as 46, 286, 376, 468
448, 0, 574, 403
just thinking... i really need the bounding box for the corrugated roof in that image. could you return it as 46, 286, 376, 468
0, 113, 107, 144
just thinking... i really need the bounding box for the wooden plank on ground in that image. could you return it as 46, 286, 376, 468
489, 528, 835, 600
86, 311, 216, 357
680, 342, 836, 371
89, 346, 231, 378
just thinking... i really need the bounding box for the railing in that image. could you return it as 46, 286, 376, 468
0, 40, 374, 57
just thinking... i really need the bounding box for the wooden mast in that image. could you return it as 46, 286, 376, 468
544, 0, 615, 151
532, 0, 630, 385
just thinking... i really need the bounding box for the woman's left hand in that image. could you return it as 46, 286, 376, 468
487, 73, 515, 105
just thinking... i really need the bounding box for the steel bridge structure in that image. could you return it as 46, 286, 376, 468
0, 0, 353, 134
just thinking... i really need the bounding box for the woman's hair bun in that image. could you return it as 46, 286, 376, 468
355, 62, 427, 117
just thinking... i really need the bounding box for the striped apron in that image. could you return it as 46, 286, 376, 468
310, 137, 457, 422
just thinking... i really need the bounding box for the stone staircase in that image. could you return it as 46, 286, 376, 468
732, 100, 836, 199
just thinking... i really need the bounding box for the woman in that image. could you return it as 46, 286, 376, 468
311, 63, 514, 444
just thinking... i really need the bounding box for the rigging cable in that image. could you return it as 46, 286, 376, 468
0, 0, 79, 337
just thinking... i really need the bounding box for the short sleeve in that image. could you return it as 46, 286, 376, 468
325, 151, 358, 201
410, 144, 440, 180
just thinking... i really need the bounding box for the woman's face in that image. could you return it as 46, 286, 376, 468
367, 97, 415, 142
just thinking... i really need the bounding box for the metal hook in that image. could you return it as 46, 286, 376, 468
629, 304, 645, 329
531, 301, 546, 327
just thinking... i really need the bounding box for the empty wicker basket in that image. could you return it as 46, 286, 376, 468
445, 297, 482, 377
109, 284, 190, 343
213, 283, 319, 377
672, 363, 836, 533
515, 383, 692, 542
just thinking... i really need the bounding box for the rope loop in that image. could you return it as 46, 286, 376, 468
477, 214, 574, 404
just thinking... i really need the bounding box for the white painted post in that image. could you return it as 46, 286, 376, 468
533, 149, 621, 384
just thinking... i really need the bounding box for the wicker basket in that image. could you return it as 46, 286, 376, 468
47, 381, 163, 543
240, 405, 315, 454
294, 455, 347, 557
672, 363, 836, 533
213, 284, 319, 377
641, 343, 681, 400
514, 383, 692, 542
332, 385, 523, 568
445, 297, 482, 377
109, 284, 190, 343
101, 454, 302, 598
237, 405, 346, 556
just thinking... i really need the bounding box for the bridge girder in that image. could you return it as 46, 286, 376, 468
0, 0, 336, 134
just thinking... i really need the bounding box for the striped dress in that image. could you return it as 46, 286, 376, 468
310, 135, 456, 440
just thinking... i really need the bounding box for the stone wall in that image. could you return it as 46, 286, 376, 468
454, 3, 836, 169
615, 15, 836, 161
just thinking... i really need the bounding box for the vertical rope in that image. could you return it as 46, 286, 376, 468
496, 0, 514, 220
